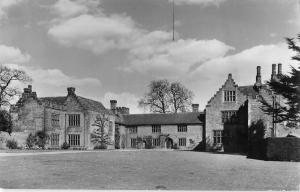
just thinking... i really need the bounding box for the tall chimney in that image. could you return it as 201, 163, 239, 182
67, 87, 75, 95
28, 85, 32, 93
254, 66, 262, 87
277, 63, 282, 75
192, 104, 199, 112
110, 100, 117, 113
271, 64, 277, 81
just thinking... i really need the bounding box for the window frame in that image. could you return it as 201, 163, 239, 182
68, 134, 80, 146
152, 125, 161, 133
224, 90, 236, 102
152, 138, 160, 147
129, 126, 138, 134
50, 133, 59, 146
68, 114, 80, 127
177, 124, 187, 132
51, 113, 60, 127
130, 138, 137, 148
178, 138, 186, 146
221, 110, 237, 124
213, 130, 223, 145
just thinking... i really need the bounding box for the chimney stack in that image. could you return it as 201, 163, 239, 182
254, 66, 262, 87
278, 63, 282, 75
110, 100, 117, 113
67, 87, 76, 95
192, 104, 199, 112
271, 64, 277, 81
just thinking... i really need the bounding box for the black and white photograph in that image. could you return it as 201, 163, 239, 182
0, 0, 299, 191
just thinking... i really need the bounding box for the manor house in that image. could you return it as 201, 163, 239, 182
6, 64, 295, 152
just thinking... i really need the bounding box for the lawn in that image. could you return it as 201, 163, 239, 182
0, 150, 299, 190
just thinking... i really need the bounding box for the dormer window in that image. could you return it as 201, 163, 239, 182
224, 90, 236, 102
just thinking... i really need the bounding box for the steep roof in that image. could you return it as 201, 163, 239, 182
39, 95, 111, 114
76, 96, 111, 114
238, 86, 259, 99
238, 85, 270, 99
39, 97, 66, 105
122, 112, 204, 126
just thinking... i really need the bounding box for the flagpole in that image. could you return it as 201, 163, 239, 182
172, 0, 175, 41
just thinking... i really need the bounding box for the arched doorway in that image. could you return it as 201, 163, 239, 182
165, 138, 173, 149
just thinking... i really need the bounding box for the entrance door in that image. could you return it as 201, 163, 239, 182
165, 138, 173, 149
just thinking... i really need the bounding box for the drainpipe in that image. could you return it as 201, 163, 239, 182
43, 108, 46, 132
64, 113, 67, 143
83, 112, 86, 149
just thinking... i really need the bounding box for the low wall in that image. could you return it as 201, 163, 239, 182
248, 137, 300, 161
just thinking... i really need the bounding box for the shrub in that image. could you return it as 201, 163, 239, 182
35, 130, 48, 149
172, 143, 179, 150
6, 139, 18, 149
26, 133, 36, 149
61, 142, 70, 150
0, 110, 12, 134
94, 144, 107, 150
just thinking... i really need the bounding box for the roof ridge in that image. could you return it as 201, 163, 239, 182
123, 111, 203, 116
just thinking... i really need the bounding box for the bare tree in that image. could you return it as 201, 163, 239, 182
139, 79, 194, 113
170, 82, 194, 113
91, 113, 112, 149
0, 66, 31, 108
139, 79, 171, 113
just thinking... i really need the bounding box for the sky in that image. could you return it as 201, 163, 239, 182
0, 0, 299, 113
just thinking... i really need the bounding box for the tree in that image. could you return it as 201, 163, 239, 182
0, 110, 12, 134
139, 79, 194, 113
170, 82, 194, 113
0, 66, 31, 108
139, 79, 171, 113
260, 34, 300, 126
91, 113, 112, 149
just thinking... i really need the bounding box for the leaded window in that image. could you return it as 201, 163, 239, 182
224, 90, 236, 102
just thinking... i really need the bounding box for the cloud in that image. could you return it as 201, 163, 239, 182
187, 42, 295, 110
170, 0, 226, 6
48, 13, 140, 54
52, 0, 101, 19
6, 63, 102, 102
0, 45, 31, 64
0, 0, 24, 21
101, 92, 142, 114
49, 0, 141, 54
9, 64, 101, 87
126, 35, 234, 78
48, 0, 233, 78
